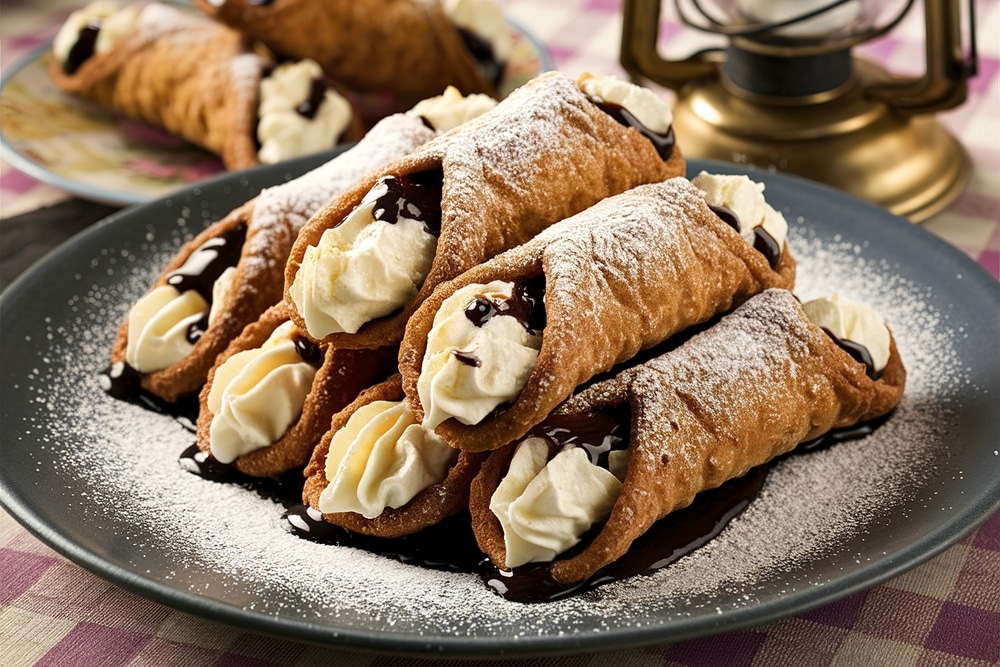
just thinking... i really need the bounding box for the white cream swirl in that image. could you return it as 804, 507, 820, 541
207, 320, 318, 464
410, 86, 497, 132
691, 171, 789, 252
257, 59, 353, 164
125, 286, 208, 373
288, 177, 438, 338
417, 281, 543, 429
490, 437, 627, 569
577, 72, 673, 135
802, 293, 891, 373
318, 399, 458, 518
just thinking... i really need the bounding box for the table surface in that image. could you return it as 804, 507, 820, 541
2, 1, 998, 665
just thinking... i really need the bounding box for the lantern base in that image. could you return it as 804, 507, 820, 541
671, 60, 971, 222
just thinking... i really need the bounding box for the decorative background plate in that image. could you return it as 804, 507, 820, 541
0, 22, 551, 207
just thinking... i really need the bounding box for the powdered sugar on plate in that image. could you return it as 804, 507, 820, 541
2, 175, 986, 649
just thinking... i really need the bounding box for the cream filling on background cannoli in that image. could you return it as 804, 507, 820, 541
577, 72, 673, 136
53, 1, 137, 66
691, 172, 789, 252
257, 59, 353, 164
802, 293, 890, 373
418, 281, 543, 429
207, 320, 317, 464
490, 438, 629, 569
289, 178, 439, 337
318, 399, 458, 518
410, 86, 497, 132
442, 0, 513, 64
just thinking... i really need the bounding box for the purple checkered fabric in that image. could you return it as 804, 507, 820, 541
2, 0, 998, 665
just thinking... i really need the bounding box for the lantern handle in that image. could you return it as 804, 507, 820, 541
620, 0, 719, 90
865, 0, 977, 115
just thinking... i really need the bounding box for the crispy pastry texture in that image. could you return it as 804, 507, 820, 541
50, 3, 363, 169
301, 375, 487, 538
196, 302, 397, 477
191, 0, 497, 109
399, 178, 796, 453
110, 112, 437, 403
285, 71, 685, 350
470, 288, 906, 584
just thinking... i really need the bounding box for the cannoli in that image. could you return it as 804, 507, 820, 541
285, 71, 685, 350
192, 0, 510, 110
195, 303, 396, 477
470, 288, 906, 585
398, 175, 796, 453
300, 376, 487, 538
106, 87, 492, 403
50, 1, 365, 169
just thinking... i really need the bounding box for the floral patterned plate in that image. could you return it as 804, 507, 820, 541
0, 23, 551, 207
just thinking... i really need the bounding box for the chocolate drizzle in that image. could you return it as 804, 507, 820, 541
295, 78, 328, 120
456, 28, 504, 88
709, 204, 781, 269
452, 350, 482, 367
179, 444, 305, 505
594, 102, 675, 161
165, 222, 247, 344
293, 332, 324, 368
98, 362, 199, 430
464, 275, 546, 334
820, 327, 883, 380
371, 172, 444, 236
270, 405, 891, 603
527, 407, 630, 469
64, 22, 100, 75
710, 204, 741, 233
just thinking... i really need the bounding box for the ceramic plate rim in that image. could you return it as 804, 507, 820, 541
1, 156, 998, 658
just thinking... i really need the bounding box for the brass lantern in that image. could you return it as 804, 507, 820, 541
621, 0, 978, 221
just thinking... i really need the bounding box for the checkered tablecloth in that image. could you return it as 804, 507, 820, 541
2, 1, 998, 665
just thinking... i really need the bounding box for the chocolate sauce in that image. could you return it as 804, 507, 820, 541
370, 172, 444, 236
710, 204, 741, 233
464, 275, 546, 334
753, 227, 782, 270
708, 204, 781, 269
293, 332, 324, 368
283, 505, 486, 572
485, 464, 770, 602
273, 402, 891, 602
452, 350, 482, 367
166, 223, 247, 302
247, 0, 275, 6
528, 407, 630, 469
64, 22, 100, 75
179, 444, 305, 506
594, 102, 676, 161
456, 28, 504, 88
799, 410, 894, 452
98, 363, 200, 430
295, 78, 328, 120
820, 328, 882, 380
165, 222, 247, 344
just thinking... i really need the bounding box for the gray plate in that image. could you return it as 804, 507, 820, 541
2, 155, 998, 658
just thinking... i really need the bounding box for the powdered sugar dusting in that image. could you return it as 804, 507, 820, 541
4, 194, 978, 645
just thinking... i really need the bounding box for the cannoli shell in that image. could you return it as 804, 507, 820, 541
50, 3, 365, 170
192, 0, 497, 109
399, 178, 796, 453
285, 71, 686, 349
302, 375, 487, 538
196, 302, 397, 477
470, 288, 907, 583
110, 112, 437, 403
